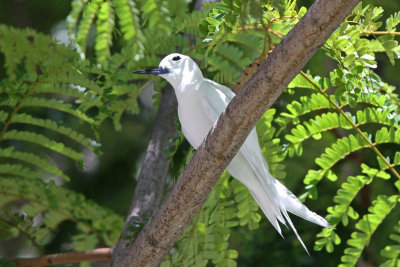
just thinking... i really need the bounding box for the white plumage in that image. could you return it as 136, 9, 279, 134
135, 53, 331, 252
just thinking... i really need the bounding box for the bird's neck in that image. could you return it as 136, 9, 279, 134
173, 69, 203, 90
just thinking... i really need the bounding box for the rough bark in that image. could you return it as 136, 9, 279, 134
111, 85, 178, 264
114, 0, 360, 266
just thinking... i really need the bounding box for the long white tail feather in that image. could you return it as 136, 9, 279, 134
249, 188, 283, 236
281, 208, 310, 254
273, 179, 332, 228
253, 166, 310, 253
225, 135, 330, 253
239, 149, 330, 252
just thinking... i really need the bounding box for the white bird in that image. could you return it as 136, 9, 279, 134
135, 53, 331, 252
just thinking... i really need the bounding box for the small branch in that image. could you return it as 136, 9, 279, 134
361, 30, 400, 36
12, 248, 111, 267
236, 16, 295, 31
269, 28, 284, 39
183, 42, 206, 55
260, 22, 270, 60
299, 71, 400, 180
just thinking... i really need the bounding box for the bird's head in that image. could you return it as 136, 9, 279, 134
134, 53, 203, 89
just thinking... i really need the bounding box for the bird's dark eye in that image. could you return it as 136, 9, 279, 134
172, 56, 181, 61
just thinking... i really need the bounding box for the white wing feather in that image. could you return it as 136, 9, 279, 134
197, 78, 330, 252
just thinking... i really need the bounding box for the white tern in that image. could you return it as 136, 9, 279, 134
135, 53, 331, 252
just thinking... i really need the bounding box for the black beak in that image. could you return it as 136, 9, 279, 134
133, 67, 169, 75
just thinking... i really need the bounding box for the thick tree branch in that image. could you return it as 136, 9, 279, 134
12, 248, 110, 267
115, 0, 360, 266
111, 85, 178, 262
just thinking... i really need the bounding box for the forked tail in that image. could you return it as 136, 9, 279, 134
248, 167, 331, 254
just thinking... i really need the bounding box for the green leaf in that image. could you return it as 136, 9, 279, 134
340, 195, 398, 266
95, 1, 115, 66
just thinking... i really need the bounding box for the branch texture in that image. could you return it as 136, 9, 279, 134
117, 0, 360, 266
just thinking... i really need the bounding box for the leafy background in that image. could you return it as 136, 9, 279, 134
0, 0, 400, 266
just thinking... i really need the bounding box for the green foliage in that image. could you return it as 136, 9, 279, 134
271, 3, 400, 265
96, 1, 115, 66
381, 220, 400, 267
315, 175, 371, 252
0, 177, 123, 248
161, 173, 239, 267
0, 209, 50, 250
64, 0, 400, 265
340, 195, 399, 267
0, 25, 126, 253
0, 25, 102, 180
1, 0, 400, 266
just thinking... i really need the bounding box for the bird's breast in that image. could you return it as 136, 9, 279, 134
176, 87, 213, 149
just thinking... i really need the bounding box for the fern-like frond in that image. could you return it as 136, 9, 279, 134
140, 0, 171, 29
304, 134, 369, 187
228, 31, 264, 52
0, 111, 9, 123
381, 220, 400, 267
0, 163, 39, 179
0, 209, 50, 251
339, 195, 399, 267
11, 113, 98, 151
174, 8, 209, 36
285, 107, 399, 157
276, 92, 387, 131
386, 11, 400, 32
257, 108, 286, 179
0, 25, 135, 253
214, 43, 249, 70
21, 97, 95, 124
207, 52, 243, 85
75, 0, 102, 56
141, 29, 189, 55
96, 1, 115, 65
114, 0, 142, 43
315, 175, 372, 252
42, 71, 103, 94
32, 82, 99, 100
161, 173, 239, 266
0, 177, 124, 248
3, 130, 83, 161
276, 93, 333, 129
0, 147, 69, 181
303, 127, 400, 199
66, 0, 85, 41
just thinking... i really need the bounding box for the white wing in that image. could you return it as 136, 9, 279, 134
197, 78, 330, 252
197, 79, 265, 168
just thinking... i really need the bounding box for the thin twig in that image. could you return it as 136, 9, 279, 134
12, 248, 111, 267
236, 16, 296, 31
361, 31, 400, 36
